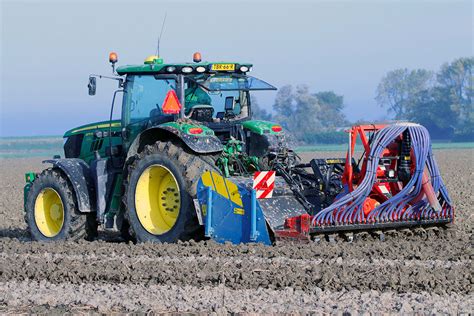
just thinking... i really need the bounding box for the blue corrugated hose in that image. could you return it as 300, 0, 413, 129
312, 123, 453, 227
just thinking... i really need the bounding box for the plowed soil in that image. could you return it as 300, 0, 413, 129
0, 150, 472, 314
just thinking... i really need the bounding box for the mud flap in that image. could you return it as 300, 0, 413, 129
196, 172, 307, 245
229, 176, 307, 231
258, 197, 307, 230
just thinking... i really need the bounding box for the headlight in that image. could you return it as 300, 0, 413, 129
240, 66, 249, 72
196, 66, 206, 73
181, 66, 193, 73
166, 66, 176, 72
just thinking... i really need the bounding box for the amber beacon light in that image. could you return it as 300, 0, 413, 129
109, 52, 118, 64
193, 52, 202, 63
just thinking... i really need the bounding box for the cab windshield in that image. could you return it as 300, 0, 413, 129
123, 74, 277, 127
190, 74, 277, 91
184, 74, 276, 121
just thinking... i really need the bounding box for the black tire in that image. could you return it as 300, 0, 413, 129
25, 168, 95, 242
119, 218, 135, 243
124, 141, 218, 243
85, 212, 99, 241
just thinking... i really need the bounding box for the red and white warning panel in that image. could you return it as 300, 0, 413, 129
253, 171, 276, 199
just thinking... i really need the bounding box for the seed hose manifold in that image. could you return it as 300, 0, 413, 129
312, 123, 453, 227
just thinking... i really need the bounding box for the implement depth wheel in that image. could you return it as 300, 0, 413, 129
25, 169, 94, 241
125, 141, 217, 243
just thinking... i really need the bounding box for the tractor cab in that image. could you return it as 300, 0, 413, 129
110, 54, 277, 150
79, 53, 283, 168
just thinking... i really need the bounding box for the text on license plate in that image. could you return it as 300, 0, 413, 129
211, 63, 235, 71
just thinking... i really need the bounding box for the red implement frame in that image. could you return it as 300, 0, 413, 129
342, 124, 387, 191
274, 124, 453, 241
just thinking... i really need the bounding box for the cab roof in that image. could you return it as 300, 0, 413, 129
116, 61, 253, 76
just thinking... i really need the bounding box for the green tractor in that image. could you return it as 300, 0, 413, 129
24, 52, 287, 242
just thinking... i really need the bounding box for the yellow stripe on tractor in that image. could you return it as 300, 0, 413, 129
70, 122, 121, 134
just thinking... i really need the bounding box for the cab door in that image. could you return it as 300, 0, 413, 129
121, 75, 178, 151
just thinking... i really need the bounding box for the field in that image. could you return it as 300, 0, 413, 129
0, 150, 472, 313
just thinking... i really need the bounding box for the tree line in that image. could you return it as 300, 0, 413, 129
252, 87, 349, 144
376, 57, 472, 141
253, 56, 473, 143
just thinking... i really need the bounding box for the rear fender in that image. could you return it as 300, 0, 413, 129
126, 126, 222, 160
43, 158, 95, 213
158, 125, 222, 154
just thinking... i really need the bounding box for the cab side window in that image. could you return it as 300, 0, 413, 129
124, 75, 176, 125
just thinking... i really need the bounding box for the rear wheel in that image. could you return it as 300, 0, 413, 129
25, 169, 94, 241
124, 141, 217, 243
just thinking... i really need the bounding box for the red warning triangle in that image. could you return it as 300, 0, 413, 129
259, 181, 269, 190
162, 90, 182, 114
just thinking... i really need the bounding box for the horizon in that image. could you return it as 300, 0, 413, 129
1, 0, 473, 137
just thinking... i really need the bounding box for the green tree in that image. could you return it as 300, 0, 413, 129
272, 85, 295, 130
292, 85, 324, 139
314, 91, 348, 128
250, 96, 272, 121
375, 68, 434, 119
436, 57, 473, 138
271, 85, 347, 143
406, 87, 457, 139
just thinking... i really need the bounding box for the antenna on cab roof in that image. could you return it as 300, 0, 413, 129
156, 13, 167, 57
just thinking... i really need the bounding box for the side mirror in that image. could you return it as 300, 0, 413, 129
88, 77, 97, 96
225, 96, 235, 111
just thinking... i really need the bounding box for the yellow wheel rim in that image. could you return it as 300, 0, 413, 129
34, 188, 64, 237
135, 164, 181, 235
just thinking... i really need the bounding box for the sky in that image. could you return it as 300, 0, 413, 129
1, 0, 472, 137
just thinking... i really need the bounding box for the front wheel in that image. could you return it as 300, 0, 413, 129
25, 169, 93, 241
124, 141, 217, 243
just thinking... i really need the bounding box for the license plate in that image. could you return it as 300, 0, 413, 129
211, 63, 235, 71
209, 77, 233, 83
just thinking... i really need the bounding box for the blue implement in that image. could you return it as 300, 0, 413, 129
197, 171, 272, 245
